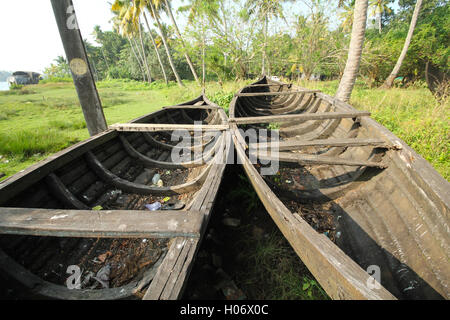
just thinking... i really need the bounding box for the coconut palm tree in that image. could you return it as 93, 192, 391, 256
179, 0, 220, 86
147, 0, 185, 87
142, 13, 168, 84
164, 0, 200, 84
335, 0, 369, 103
369, 0, 391, 33
338, 0, 355, 32
382, 0, 423, 88
244, 0, 286, 76
137, 17, 153, 82
133, 0, 168, 84
112, 1, 145, 80
111, 0, 152, 82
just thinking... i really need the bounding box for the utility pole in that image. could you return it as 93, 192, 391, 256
51, 0, 107, 136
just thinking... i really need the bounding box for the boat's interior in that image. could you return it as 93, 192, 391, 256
234, 84, 387, 200
231, 78, 449, 299
0, 96, 228, 299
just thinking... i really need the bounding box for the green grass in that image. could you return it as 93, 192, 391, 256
236, 229, 329, 300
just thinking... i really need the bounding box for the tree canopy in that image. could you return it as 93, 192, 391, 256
46, 0, 449, 96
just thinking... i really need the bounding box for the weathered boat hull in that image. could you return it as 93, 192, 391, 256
0, 94, 230, 300
230, 77, 449, 300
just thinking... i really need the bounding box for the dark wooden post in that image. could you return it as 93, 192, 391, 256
51, 0, 107, 136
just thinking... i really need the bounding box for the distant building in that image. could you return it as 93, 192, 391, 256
7, 71, 41, 85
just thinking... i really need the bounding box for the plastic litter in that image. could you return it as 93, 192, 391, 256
93, 264, 111, 289
161, 200, 185, 210
157, 179, 164, 187
145, 202, 162, 211
152, 174, 161, 185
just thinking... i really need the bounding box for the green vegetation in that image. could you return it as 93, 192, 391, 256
0, 79, 448, 181
0, 80, 190, 177
236, 228, 329, 300
41, 1, 448, 100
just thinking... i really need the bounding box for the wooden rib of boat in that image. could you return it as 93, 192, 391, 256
229, 76, 450, 300
0, 94, 230, 300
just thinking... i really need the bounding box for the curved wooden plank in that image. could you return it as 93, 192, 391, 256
119, 135, 220, 169
142, 132, 208, 152
0, 248, 163, 300
45, 173, 90, 210
84, 151, 208, 195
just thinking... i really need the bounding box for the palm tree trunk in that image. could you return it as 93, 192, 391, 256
377, 11, 382, 34
138, 19, 152, 83
382, 0, 422, 88
148, 2, 184, 87
143, 12, 168, 84
164, 0, 200, 84
202, 16, 206, 87
130, 36, 147, 81
262, 15, 267, 76
335, 0, 369, 103
266, 15, 271, 76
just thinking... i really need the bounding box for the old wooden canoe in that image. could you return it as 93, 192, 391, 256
229, 76, 449, 300
0, 94, 230, 300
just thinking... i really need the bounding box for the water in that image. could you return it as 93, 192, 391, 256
0, 82, 9, 91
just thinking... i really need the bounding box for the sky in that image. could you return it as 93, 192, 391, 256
0, 1, 116, 73
0, 0, 399, 74
0, 0, 318, 74
0, 0, 194, 74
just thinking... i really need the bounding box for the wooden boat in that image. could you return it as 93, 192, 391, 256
0, 94, 230, 300
229, 76, 449, 300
